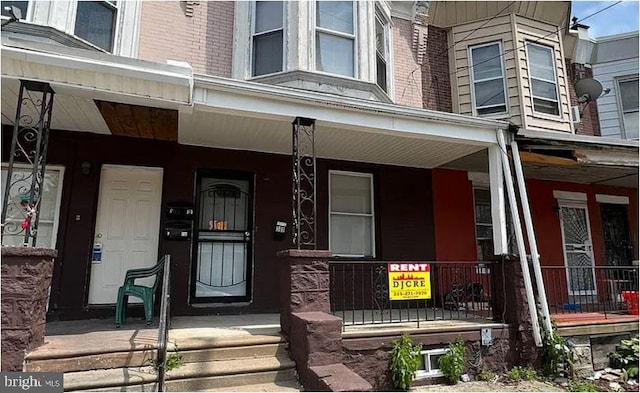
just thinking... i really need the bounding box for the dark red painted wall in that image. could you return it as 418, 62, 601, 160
431, 168, 477, 261
2, 128, 435, 320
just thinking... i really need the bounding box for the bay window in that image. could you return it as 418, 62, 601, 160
316, 1, 356, 77
469, 42, 507, 115
526, 42, 560, 116
329, 171, 374, 257
252, 1, 284, 76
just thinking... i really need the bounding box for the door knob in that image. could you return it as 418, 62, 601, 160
96, 233, 103, 238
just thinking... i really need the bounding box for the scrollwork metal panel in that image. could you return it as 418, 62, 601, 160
1, 80, 55, 247
291, 117, 316, 249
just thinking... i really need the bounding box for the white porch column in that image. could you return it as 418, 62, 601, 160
488, 145, 508, 255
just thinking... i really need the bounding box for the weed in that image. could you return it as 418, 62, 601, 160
567, 380, 598, 392
506, 366, 540, 382
608, 335, 639, 379
541, 322, 574, 378
477, 368, 496, 382
389, 333, 422, 391
438, 338, 466, 384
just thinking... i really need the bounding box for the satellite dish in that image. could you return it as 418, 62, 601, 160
575, 78, 604, 104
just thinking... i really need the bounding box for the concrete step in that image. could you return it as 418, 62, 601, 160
205, 381, 302, 392
64, 356, 296, 391
27, 342, 288, 373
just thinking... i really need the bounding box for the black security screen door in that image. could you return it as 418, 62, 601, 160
191, 170, 254, 303
600, 203, 632, 267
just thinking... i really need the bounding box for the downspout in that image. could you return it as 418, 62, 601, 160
510, 138, 553, 337
496, 128, 543, 347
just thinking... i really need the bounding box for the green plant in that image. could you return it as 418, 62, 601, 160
477, 368, 496, 382
608, 335, 639, 379
438, 338, 466, 384
567, 380, 598, 392
150, 342, 183, 372
389, 334, 422, 391
541, 322, 574, 378
506, 366, 539, 382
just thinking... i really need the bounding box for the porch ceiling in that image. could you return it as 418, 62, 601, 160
179, 110, 487, 169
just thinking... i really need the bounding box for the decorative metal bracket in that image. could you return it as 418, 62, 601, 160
291, 117, 316, 249
1, 80, 55, 247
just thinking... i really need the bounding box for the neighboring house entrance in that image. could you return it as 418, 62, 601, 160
88, 165, 163, 305
600, 203, 633, 266
558, 202, 597, 296
191, 171, 254, 303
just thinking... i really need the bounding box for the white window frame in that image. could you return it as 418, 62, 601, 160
615, 75, 639, 140
328, 170, 375, 258
526, 42, 561, 118
374, 6, 391, 94
415, 348, 448, 379
468, 41, 509, 117
473, 187, 493, 274
250, 1, 286, 78
313, 1, 358, 79
1, 163, 65, 249
72, 0, 119, 52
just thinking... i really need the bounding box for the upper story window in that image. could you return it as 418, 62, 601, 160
315, 1, 356, 77
1, 1, 28, 18
329, 170, 375, 257
75, 1, 118, 52
617, 76, 639, 140
469, 42, 507, 116
375, 8, 390, 92
252, 1, 284, 77
526, 42, 560, 116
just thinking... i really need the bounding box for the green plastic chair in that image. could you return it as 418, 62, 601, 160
115, 259, 165, 327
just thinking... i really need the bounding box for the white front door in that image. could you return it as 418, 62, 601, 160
88, 165, 163, 305
558, 203, 597, 296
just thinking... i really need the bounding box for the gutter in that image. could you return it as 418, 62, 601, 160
518, 129, 640, 149
194, 74, 510, 131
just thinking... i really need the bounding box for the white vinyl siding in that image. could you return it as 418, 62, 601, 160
469, 41, 508, 116
329, 171, 374, 257
252, 1, 284, 77
593, 57, 639, 139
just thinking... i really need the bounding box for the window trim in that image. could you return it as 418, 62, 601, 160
415, 348, 448, 379
1, 163, 65, 249
328, 170, 375, 258
526, 41, 561, 118
313, 1, 358, 79
72, 0, 120, 53
614, 75, 639, 139
374, 6, 391, 94
468, 41, 509, 117
250, 1, 286, 78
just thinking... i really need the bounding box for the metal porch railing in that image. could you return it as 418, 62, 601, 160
329, 261, 494, 327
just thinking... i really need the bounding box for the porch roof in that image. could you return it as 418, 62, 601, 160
1, 38, 512, 169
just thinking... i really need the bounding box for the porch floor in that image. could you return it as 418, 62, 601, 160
552, 312, 639, 327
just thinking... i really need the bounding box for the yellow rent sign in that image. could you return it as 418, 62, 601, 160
388, 263, 431, 300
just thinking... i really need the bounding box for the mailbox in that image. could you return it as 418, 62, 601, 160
165, 221, 192, 240
166, 202, 194, 220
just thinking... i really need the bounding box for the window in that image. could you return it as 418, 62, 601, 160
1, 164, 65, 248
74, 1, 118, 52
415, 348, 447, 379
375, 9, 389, 92
252, 1, 284, 76
617, 76, 639, 140
316, 1, 356, 77
1, 1, 27, 18
469, 42, 507, 115
526, 42, 560, 116
329, 171, 374, 257
474, 189, 494, 263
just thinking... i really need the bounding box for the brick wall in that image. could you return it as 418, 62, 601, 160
566, 59, 601, 136
421, 25, 453, 112
391, 18, 423, 109
138, 1, 234, 77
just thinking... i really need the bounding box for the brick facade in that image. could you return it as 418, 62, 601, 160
421, 25, 453, 113
391, 18, 424, 109
566, 60, 601, 136
138, 1, 234, 77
